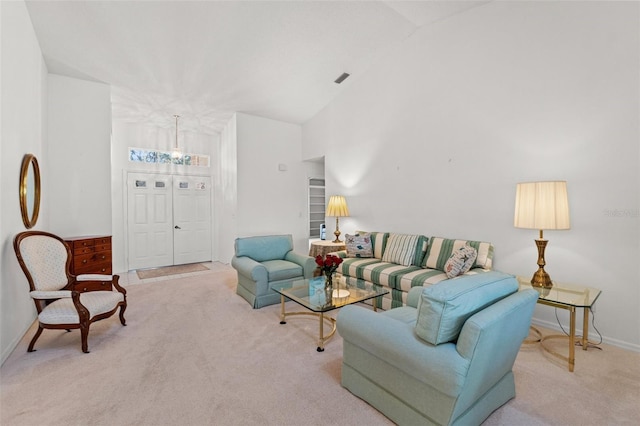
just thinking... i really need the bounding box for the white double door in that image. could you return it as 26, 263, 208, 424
127, 172, 212, 270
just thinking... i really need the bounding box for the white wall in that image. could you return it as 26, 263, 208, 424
0, 0, 49, 364
110, 119, 219, 272
214, 115, 238, 264
236, 113, 308, 255
47, 74, 112, 237
303, 2, 640, 349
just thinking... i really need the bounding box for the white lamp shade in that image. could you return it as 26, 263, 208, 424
514, 181, 570, 230
326, 195, 350, 217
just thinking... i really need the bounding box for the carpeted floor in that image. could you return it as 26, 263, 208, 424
136, 263, 209, 280
1, 264, 639, 425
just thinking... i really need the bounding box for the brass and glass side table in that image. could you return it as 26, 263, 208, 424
518, 277, 602, 372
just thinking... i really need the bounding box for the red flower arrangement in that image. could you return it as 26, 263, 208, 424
315, 254, 343, 277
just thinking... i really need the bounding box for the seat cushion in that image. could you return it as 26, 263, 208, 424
380, 306, 418, 325
38, 291, 124, 325
415, 271, 518, 345
341, 258, 419, 288
262, 259, 303, 281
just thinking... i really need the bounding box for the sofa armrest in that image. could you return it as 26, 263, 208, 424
456, 290, 538, 360
337, 305, 468, 397
231, 256, 267, 282
451, 290, 538, 416
332, 250, 347, 258
285, 251, 316, 278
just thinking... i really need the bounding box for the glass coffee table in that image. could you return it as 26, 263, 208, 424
271, 277, 389, 352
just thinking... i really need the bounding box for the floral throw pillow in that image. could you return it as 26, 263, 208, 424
345, 233, 373, 258
444, 245, 478, 279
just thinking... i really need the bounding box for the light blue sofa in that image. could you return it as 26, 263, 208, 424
232, 235, 316, 308
336, 271, 538, 426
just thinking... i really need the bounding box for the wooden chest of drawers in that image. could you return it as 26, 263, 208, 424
64, 235, 112, 275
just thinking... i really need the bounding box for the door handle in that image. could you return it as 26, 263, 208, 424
174, 225, 181, 229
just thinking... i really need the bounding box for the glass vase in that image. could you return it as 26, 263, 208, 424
324, 271, 333, 291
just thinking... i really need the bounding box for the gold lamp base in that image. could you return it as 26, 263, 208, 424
530, 238, 553, 289
332, 217, 342, 243
530, 268, 552, 289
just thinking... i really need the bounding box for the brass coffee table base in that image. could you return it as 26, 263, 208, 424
279, 296, 337, 352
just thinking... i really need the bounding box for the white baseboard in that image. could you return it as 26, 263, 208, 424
530, 318, 640, 353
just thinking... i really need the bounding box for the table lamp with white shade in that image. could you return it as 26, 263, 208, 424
325, 195, 350, 243
514, 181, 571, 289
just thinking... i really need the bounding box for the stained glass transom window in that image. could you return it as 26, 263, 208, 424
128, 148, 210, 167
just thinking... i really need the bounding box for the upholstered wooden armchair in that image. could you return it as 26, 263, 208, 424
14, 231, 127, 353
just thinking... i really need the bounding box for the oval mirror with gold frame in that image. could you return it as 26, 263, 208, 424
19, 154, 41, 229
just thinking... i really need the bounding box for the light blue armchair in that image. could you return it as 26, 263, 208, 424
232, 234, 316, 308
336, 271, 538, 426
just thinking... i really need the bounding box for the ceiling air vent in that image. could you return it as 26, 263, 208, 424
334, 73, 350, 84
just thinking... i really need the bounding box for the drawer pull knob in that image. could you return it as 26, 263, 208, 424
82, 260, 87, 264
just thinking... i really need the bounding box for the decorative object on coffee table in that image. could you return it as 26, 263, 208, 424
314, 253, 343, 291
514, 181, 571, 289
332, 272, 350, 301
325, 195, 350, 243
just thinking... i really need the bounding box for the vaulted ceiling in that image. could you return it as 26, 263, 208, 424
26, 1, 487, 133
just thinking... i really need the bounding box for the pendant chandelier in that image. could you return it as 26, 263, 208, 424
171, 114, 182, 159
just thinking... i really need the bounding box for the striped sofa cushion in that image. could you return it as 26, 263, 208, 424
340, 258, 383, 278
371, 232, 389, 259
396, 268, 487, 293
382, 234, 419, 266
340, 258, 420, 288
361, 261, 417, 288
423, 237, 494, 271
360, 232, 428, 265
396, 268, 448, 293
413, 235, 429, 266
